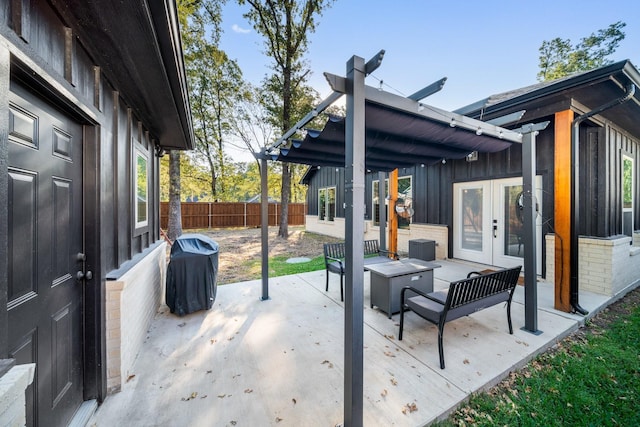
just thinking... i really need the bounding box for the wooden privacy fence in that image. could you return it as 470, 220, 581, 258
160, 202, 306, 229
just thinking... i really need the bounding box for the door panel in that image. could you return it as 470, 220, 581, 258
454, 178, 542, 273
453, 181, 492, 264
7, 81, 84, 427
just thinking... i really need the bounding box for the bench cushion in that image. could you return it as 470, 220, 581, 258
327, 261, 343, 274
407, 290, 509, 324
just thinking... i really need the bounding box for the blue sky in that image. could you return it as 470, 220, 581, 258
220, 0, 639, 112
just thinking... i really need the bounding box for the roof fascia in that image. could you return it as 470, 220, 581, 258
467, 60, 633, 119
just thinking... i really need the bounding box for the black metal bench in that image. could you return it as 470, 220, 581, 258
399, 265, 522, 369
323, 240, 398, 301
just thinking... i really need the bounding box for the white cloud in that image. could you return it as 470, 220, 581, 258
232, 24, 251, 34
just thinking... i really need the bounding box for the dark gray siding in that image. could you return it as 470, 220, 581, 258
306, 166, 345, 218
305, 110, 640, 255
1, 0, 164, 398
305, 120, 557, 260
585, 123, 640, 237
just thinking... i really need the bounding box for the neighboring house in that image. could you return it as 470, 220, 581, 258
0, 2, 193, 426
303, 60, 640, 311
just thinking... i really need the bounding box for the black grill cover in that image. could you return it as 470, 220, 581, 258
166, 234, 219, 316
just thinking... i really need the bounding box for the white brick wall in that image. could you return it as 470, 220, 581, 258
0, 364, 35, 427
401, 223, 448, 260
545, 234, 555, 282
307, 217, 449, 260
105, 242, 167, 393
579, 236, 639, 296
305, 215, 346, 239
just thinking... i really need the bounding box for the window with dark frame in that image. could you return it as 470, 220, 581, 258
135, 150, 148, 228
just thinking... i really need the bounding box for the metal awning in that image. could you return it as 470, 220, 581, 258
266, 82, 522, 170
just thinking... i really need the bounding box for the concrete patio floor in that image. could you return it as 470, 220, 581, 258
89, 260, 618, 427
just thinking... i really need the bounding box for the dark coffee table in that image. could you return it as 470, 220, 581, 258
368, 258, 440, 318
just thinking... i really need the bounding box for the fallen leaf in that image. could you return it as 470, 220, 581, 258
200, 395, 207, 399
218, 394, 226, 398
381, 389, 388, 397
178, 322, 186, 328
228, 336, 235, 341
275, 417, 283, 423
126, 374, 136, 383
384, 351, 396, 358
181, 391, 199, 401
206, 370, 212, 374
292, 398, 297, 405
463, 359, 470, 364
390, 378, 398, 386
244, 389, 253, 394
210, 339, 217, 344
230, 422, 237, 426
402, 402, 418, 414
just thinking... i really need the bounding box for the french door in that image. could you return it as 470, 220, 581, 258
453, 177, 542, 274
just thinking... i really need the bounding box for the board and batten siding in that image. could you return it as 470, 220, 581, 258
1, 0, 168, 403
580, 123, 639, 237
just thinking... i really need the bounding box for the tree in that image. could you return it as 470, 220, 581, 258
167, 150, 183, 241
166, 0, 208, 241
181, 0, 245, 201
239, 0, 334, 238
160, 153, 214, 201
537, 21, 626, 81
230, 83, 275, 157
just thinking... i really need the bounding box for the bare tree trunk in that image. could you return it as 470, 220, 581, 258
167, 150, 183, 241
278, 162, 291, 238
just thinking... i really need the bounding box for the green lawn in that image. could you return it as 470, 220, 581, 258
233, 254, 326, 283
434, 294, 640, 426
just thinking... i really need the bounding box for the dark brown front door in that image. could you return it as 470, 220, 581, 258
7, 80, 85, 426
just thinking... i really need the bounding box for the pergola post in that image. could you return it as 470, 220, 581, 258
521, 129, 541, 334
260, 156, 269, 301
343, 54, 366, 427
510, 121, 548, 334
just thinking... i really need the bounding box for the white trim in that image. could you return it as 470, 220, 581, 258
622, 154, 634, 237
134, 149, 149, 229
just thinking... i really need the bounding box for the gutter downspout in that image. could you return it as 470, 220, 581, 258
570, 82, 636, 315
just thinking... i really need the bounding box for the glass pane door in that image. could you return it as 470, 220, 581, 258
461, 187, 484, 251
502, 184, 524, 258
492, 177, 543, 273
453, 181, 492, 264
